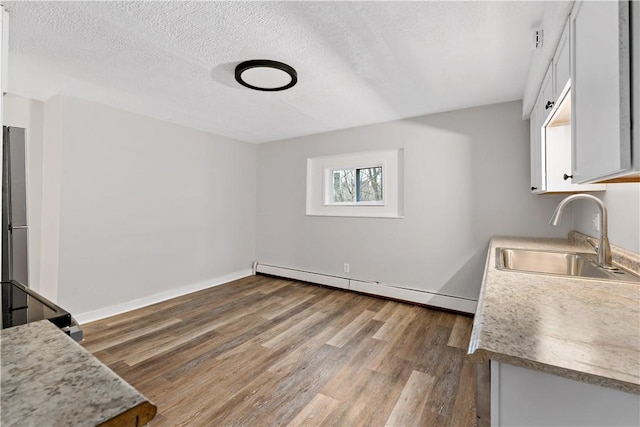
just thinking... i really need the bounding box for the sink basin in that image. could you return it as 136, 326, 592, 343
496, 248, 640, 282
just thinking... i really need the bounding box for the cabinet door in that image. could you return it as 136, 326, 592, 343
540, 64, 554, 116
530, 101, 543, 193
530, 68, 552, 193
544, 125, 573, 191
552, 19, 571, 100
571, 0, 631, 183
492, 361, 640, 426
542, 90, 606, 193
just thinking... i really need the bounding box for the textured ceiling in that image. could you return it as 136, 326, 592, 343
5, 1, 549, 143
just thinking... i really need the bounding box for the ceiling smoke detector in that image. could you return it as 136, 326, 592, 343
235, 60, 297, 92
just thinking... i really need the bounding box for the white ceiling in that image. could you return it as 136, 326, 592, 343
5, 1, 550, 143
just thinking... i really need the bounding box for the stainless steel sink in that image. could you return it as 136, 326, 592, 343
496, 248, 640, 282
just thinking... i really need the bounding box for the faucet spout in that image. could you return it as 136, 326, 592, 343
549, 194, 612, 268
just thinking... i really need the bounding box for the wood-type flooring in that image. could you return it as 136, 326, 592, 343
82, 275, 477, 426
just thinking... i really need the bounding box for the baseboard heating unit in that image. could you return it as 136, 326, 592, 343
254, 263, 477, 314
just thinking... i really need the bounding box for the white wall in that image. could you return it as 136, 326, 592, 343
42, 96, 256, 321
256, 101, 573, 302
572, 184, 640, 253
3, 94, 44, 293
40, 95, 63, 301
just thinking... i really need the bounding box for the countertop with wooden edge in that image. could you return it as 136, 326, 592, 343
468, 235, 640, 395
1, 320, 157, 426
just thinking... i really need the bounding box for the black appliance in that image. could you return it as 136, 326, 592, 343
1, 280, 82, 340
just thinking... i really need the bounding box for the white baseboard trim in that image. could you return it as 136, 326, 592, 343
255, 263, 477, 314
75, 269, 253, 325
349, 280, 477, 314
256, 264, 350, 289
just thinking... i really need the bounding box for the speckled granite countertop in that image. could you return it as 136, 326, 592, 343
468, 235, 640, 395
1, 320, 156, 426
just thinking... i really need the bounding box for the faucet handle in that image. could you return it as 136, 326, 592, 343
586, 238, 598, 251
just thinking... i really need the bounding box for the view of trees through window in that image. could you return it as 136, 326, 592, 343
332, 166, 383, 203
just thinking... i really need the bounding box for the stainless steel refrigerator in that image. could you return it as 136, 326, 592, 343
2, 126, 28, 286
1, 126, 82, 340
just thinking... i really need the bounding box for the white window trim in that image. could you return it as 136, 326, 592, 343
306, 149, 403, 218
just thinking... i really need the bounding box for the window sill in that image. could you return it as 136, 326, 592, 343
305, 213, 405, 219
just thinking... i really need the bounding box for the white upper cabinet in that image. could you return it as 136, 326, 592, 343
540, 63, 554, 116
529, 23, 605, 194
530, 90, 544, 193
571, 0, 635, 183
552, 19, 571, 101
542, 87, 604, 193
530, 68, 550, 193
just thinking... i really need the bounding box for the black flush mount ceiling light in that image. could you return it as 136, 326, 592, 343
235, 59, 297, 91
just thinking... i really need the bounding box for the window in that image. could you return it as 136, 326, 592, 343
306, 149, 403, 218
329, 166, 383, 204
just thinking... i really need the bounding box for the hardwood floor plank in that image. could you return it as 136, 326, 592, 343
367, 310, 442, 374
241, 277, 290, 295
160, 350, 254, 411
394, 309, 442, 363
385, 370, 436, 427
326, 309, 377, 348
320, 330, 403, 404
372, 303, 418, 342
159, 317, 289, 385
241, 293, 338, 348
365, 339, 395, 373
413, 325, 456, 376
111, 329, 221, 390
82, 275, 476, 426
449, 359, 478, 427
286, 393, 340, 427
206, 343, 343, 426
82, 317, 183, 353
420, 346, 467, 426
263, 310, 331, 350
260, 293, 317, 320
90, 276, 262, 329
160, 318, 281, 386
123, 320, 221, 366
435, 309, 458, 328
372, 300, 398, 321
267, 326, 338, 375
320, 292, 379, 332
97, 297, 191, 328
448, 314, 474, 349
335, 365, 410, 427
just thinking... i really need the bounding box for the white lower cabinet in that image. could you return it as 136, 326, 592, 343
490, 360, 640, 427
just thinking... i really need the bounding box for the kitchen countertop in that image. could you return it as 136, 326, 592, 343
468, 235, 640, 395
1, 320, 157, 426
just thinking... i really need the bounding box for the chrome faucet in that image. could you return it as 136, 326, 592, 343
549, 194, 612, 268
